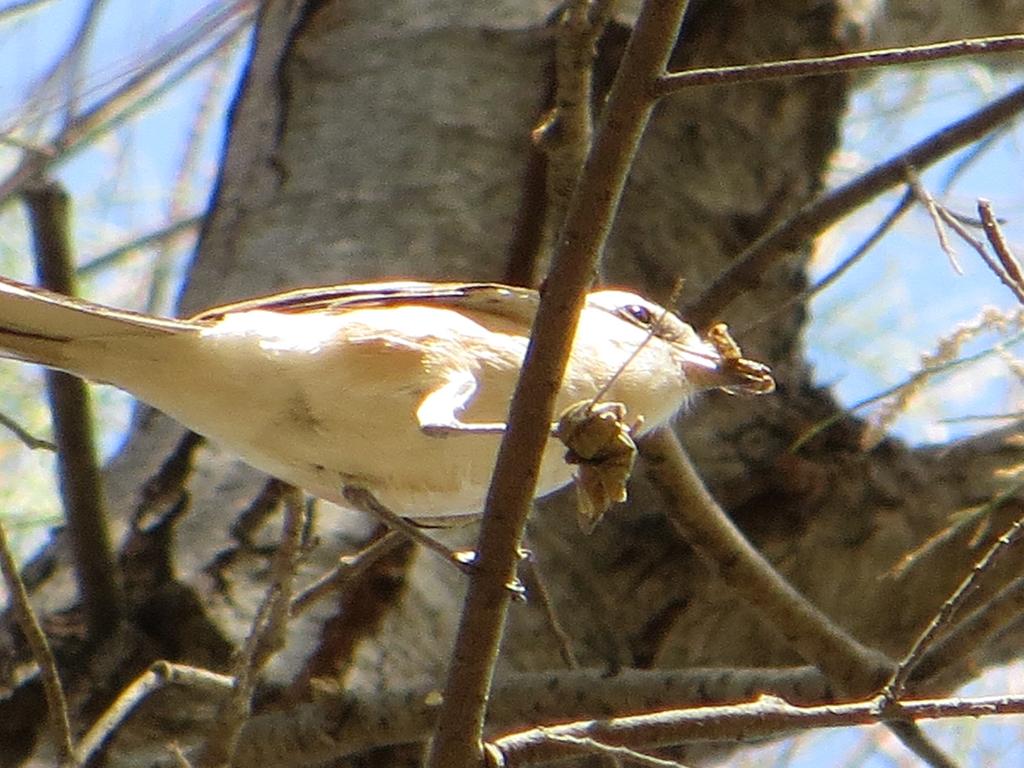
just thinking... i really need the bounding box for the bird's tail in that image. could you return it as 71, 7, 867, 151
0, 275, 194, 383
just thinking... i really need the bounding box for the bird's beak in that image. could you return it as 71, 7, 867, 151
677, 325, 775, 395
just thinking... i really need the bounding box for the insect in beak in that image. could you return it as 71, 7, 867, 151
679, 323, 776, 396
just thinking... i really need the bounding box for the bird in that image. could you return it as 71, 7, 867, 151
0, 277, 772, 522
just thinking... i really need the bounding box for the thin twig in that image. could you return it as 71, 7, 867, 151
739, 188, 914, 334
425, 2, 694, 766
518, 556, 579, 669
290, 529, 407, 615
0, 0, 57, 24
904, 165, 964, 274
0, 410, 56, 450
904, 166, 1024, 308
656, 34, 1024, 95
0, 520, 75, 764
195, 485, 306, 767
793, 317, 1024, 450
744, 128, 1008, 336
0, 1, 254, 207
686, 82, 1024, 328
534, 731, 691, 767
75, 662, 233, 767
534, 1, 607, 260
885, 515, 1024, 700
22, 181, 124, 635
228, 670, 1024, 767
232, 666, 832, 766
884, 720, 958, 768
640, 425, 953, 766
78, 214, 202, 277
908, 575, 1024, 693
979, 198, 1024, 305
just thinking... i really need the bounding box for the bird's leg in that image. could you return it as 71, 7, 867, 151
341, 486, 477, 575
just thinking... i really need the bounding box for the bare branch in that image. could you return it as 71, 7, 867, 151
638, 427, 893, 696
686, 83, 1024, 328
0, 410, 55, 451
77, 215, 203, 277
196, 485, 306, 768
232, 666, 837, 766
22, 180, 124, 635
979, 198, 1024, 303
290, 529, 407, 615
0, 520, 74, 764
0, 0, 254, 208
491, 693, 1024, 767
657, 34, 1024, 95
426, 3, 694, 765
886, 514, 1024, 700
0, 0, 57, 24
75, 662, 233, 767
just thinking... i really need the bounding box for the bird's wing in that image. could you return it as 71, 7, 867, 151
190, 281, 542, 327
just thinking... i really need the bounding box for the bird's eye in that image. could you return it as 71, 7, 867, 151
621, 304, 654, 325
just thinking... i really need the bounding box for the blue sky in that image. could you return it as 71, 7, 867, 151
807, 66, 1024, 446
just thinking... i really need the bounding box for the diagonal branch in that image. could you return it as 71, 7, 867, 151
638, 427, 893, 696
685, 82, 1024, 328
425, 2, 694, 766
657, 34, 1024, 95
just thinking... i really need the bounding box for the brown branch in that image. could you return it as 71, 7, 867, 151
533, 0, 612, 265
290, 529, 407, 615
739, 188, 914, 335
886, 514, 1024, 700
638, 427, 893, 697
425, 2, 694, 766
979, 198, 1024, 304
0, 410, 56, 451
0, 0, 58, 24
491, 692, 1024, 767
903, 167, 1024, 312
232, 666, 839, 766
909, 574, 1024, 693
196, 485, 306, 768
0, 520, 75, 764
76, 662, 233, 767
685, 82, 1024, 328
22, 181, 124, 636
656, 34, 1024, 95
884, 720, 958, 768
905, 165, 965, 274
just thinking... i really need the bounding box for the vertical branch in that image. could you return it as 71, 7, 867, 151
535, 0, 616, 266
195, 484, 306, 768
425, 2, 692, 766
22, 181, 124, 636
0, 521, 75, 764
